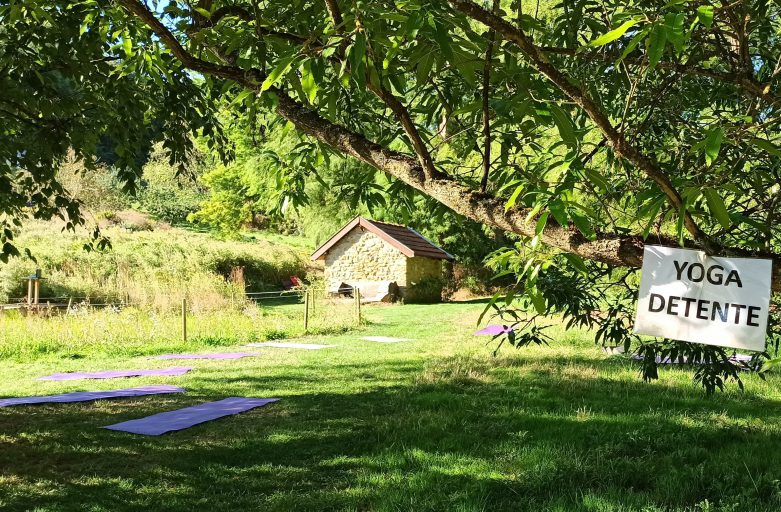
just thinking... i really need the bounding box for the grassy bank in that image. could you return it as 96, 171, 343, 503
0, 221, 312, 311
1, 302, 781, 511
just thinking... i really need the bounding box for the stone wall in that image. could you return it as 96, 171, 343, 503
323, 228, 408, 291
407, 256, 443, 284
405, 256, 444, 303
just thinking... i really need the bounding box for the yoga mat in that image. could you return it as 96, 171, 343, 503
246, 342, 335, 350
39, 367, 193, 381
361, 336, 413, 343
150, 352, 260, 360
104, 397, 280, 435
0, 385, 185, 408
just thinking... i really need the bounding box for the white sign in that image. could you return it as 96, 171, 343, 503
635, 246, 772, 352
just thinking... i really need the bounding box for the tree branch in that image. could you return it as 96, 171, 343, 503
539, 46, 781, 107
480, 0, 499, 193
114, 0, 781, 289
321, 0, 441, 180
448, 0, 713, 251
189, 4, 309, 45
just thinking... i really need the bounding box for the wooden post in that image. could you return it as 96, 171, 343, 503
181, 298, 188, 343
26, 279, 32, 305
303, 289, 310, 331
34, 279, 40, 305
356, 288, 362, 325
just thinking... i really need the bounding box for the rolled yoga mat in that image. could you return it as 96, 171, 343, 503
0, 385, 185, 408
103, 397, 280, 435
246, 342, 335, 350
150, 352, 260, 360
39, 367, 193, 381
361, 336, 414, 343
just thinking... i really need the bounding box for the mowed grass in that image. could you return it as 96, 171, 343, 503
1, 302, 781, 511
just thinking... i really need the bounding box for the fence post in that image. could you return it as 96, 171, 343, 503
355, 288, 361, 325
181, 298, 188, 343
303, 289, 310, 331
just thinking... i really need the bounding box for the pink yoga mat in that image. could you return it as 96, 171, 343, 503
0, 385, 185, 408
104, 397, 280, 435
39, 367, 193, 381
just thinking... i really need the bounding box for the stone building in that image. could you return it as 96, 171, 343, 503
311, 217, 454, 302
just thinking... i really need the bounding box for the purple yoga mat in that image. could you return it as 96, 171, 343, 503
0, 385, 185, 408
150, 352, 260, 360
38, 367, 193, 381
103, 397, 280, 435
474, 325, 513, 336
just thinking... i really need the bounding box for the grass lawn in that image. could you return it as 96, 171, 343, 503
1, 302, 781, 511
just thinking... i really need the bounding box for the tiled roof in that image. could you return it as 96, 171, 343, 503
310, 217, 454, 261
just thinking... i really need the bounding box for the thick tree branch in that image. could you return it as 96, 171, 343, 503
115, 0, 781, 289
448, 0, 713, 251
322, 0, 441, 180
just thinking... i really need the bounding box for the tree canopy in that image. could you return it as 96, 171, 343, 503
2, 0, 781, 390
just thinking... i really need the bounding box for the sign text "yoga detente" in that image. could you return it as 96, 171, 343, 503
634, 246, 771, 352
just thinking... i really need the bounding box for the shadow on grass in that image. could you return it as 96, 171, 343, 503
1, 353, 780, 511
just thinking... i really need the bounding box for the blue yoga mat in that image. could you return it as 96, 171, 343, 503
0, 385, 185, 408
103, 397, 280, 435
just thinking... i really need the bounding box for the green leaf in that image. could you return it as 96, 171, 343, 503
550, 105, 577, 149
647, 24, 666, 69
703, 188, 731, 229
585, 168, 609, 192
505, 183, 524, 211
260, 54, 298, 93
415, 51, 435, 85
535, 212, 549, 235
563, 253, 588, 274
122, 31, 133, 57
588, 20, 638, 47
664, 13, 685, 53
527, 287, 546, 314
349, 32, 367, 88
618, 27, 650, 62
696, 6, 714, 28
80, 12, 95, 36
193, 7, 212, 18
549, 200, 568, 227
570, 211, 595, 239
704, 126, 724, 166
750, 138, 781, 158
300, 60, 318, 104
229, 88, 254, 107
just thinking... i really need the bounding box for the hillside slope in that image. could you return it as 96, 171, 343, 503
0, 219, 314, 311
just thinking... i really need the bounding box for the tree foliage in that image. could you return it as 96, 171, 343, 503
2, 0, 781, 390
